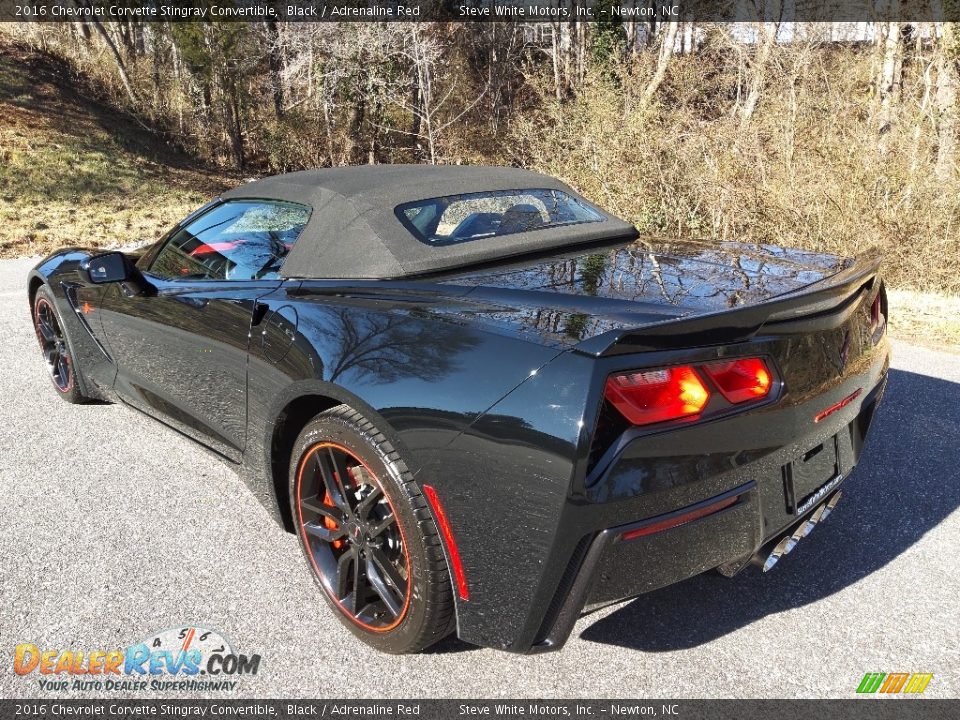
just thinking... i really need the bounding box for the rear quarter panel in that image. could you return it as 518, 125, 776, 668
241, 282, 575, 534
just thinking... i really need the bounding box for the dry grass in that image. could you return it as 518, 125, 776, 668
0, 43, 232, 259
888, 290, 960, 351
507, 50, 960, 297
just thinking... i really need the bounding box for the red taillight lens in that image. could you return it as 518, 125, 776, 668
702, 357, 773, 404
604, 366, 710, 426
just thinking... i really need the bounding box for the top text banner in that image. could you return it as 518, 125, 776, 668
2, 0, 958, 23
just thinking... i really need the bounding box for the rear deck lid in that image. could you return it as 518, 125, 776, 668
440, 239, 855, 350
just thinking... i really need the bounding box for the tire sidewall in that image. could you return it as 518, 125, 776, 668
288, 410, 434, 654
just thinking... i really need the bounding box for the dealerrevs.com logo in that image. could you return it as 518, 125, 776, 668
13, 627, 261, 692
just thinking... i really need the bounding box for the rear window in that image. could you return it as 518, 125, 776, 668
396, 189, 604, 246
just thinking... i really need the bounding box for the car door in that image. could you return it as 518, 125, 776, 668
98, 199, 311, 462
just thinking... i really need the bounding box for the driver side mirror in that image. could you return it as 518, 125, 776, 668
82, 251, 130, 284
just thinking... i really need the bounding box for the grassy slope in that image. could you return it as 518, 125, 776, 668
0, 41, 232, 258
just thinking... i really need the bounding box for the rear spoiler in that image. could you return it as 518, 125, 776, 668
574, 254, 882, 357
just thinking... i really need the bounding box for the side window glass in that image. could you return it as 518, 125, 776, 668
149, 200, 311, 281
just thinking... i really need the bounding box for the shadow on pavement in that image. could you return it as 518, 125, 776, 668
579, 368, 960, 651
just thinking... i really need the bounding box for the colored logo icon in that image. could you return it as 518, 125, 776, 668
856, 673, 933, 694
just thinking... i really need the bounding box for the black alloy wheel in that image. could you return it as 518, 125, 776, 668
34, 294, 73, 393
295, 441, 411, 631
32, 285, 88, 403
289, 405, 455, 653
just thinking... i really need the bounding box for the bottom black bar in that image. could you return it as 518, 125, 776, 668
0, 699, 955, 720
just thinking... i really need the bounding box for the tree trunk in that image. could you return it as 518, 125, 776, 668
117, 20, 135, 59
265, 18, 285, 119
639, 21, 679, 111
877, 20, 904, 150
740, 22, 780, 127
347, 77, 366, 165
550, 17, 563, 100
936, 23, 959, 180
217, 69, 245, 170
409, 72, 422, 160
86, 14, 137, 105
76, 19, 91, 43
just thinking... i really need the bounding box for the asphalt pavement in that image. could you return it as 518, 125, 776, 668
1, 256, 958, 699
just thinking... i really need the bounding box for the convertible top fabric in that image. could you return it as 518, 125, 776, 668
220, 165, 639, 279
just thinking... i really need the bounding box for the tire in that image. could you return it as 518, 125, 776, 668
32, 285, 89, 404
288, 404, 455, 653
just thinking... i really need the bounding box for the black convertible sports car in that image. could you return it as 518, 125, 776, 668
28, 166, 888, 654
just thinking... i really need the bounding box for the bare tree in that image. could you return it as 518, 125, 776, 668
383, 24, 486, 164
740, 22, 782, 126
264, 17, 285, 120
638, 21, 679, 111
77, 3, 137, 105
936, 22, 959, 180
877, 20, 906, 151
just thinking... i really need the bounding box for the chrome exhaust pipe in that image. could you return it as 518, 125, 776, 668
759, 492, 842, 572
819, 491, 842, 522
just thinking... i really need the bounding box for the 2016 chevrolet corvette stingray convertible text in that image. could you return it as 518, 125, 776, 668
28, 166, 889, 654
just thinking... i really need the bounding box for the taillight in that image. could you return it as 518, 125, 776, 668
603, 357, 774, 428
702, 357, 773, 404
604, 366, 710, 426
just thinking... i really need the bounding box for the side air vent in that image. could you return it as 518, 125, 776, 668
586, 399, 629, 475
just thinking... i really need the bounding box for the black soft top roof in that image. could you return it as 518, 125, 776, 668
221, 165, 638, 279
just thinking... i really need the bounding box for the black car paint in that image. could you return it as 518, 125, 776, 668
28, 235, 889, 653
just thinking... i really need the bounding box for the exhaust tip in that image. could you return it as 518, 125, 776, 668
759, 492, 842, 572
820, 491, 842, 522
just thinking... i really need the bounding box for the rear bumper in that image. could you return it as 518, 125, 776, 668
527, 373, 887, 653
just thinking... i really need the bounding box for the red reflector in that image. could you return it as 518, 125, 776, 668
422, 484, 469, 601
814, 388, 863, 423
604, 366, 710, 426
621, 495, 740, 541
702, 357, 773, 404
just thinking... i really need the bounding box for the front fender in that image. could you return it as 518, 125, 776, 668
28, 248, 117, 400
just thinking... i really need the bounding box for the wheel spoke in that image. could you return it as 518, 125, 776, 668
355, 486, 383, 520
368, 515, 396, 538
300, 494, 346, 525
37, 318, 56, 343
350, 551, 363, 614
303, 520, 346, 543
329, 448, 354, 492
365, 556, 403, 617
57, 355, 70, 385
315, 451, 352, 516
370, 547, 407, 596
336, 547, 359, 611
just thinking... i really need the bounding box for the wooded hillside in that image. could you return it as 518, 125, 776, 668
4, 20, 960, 295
